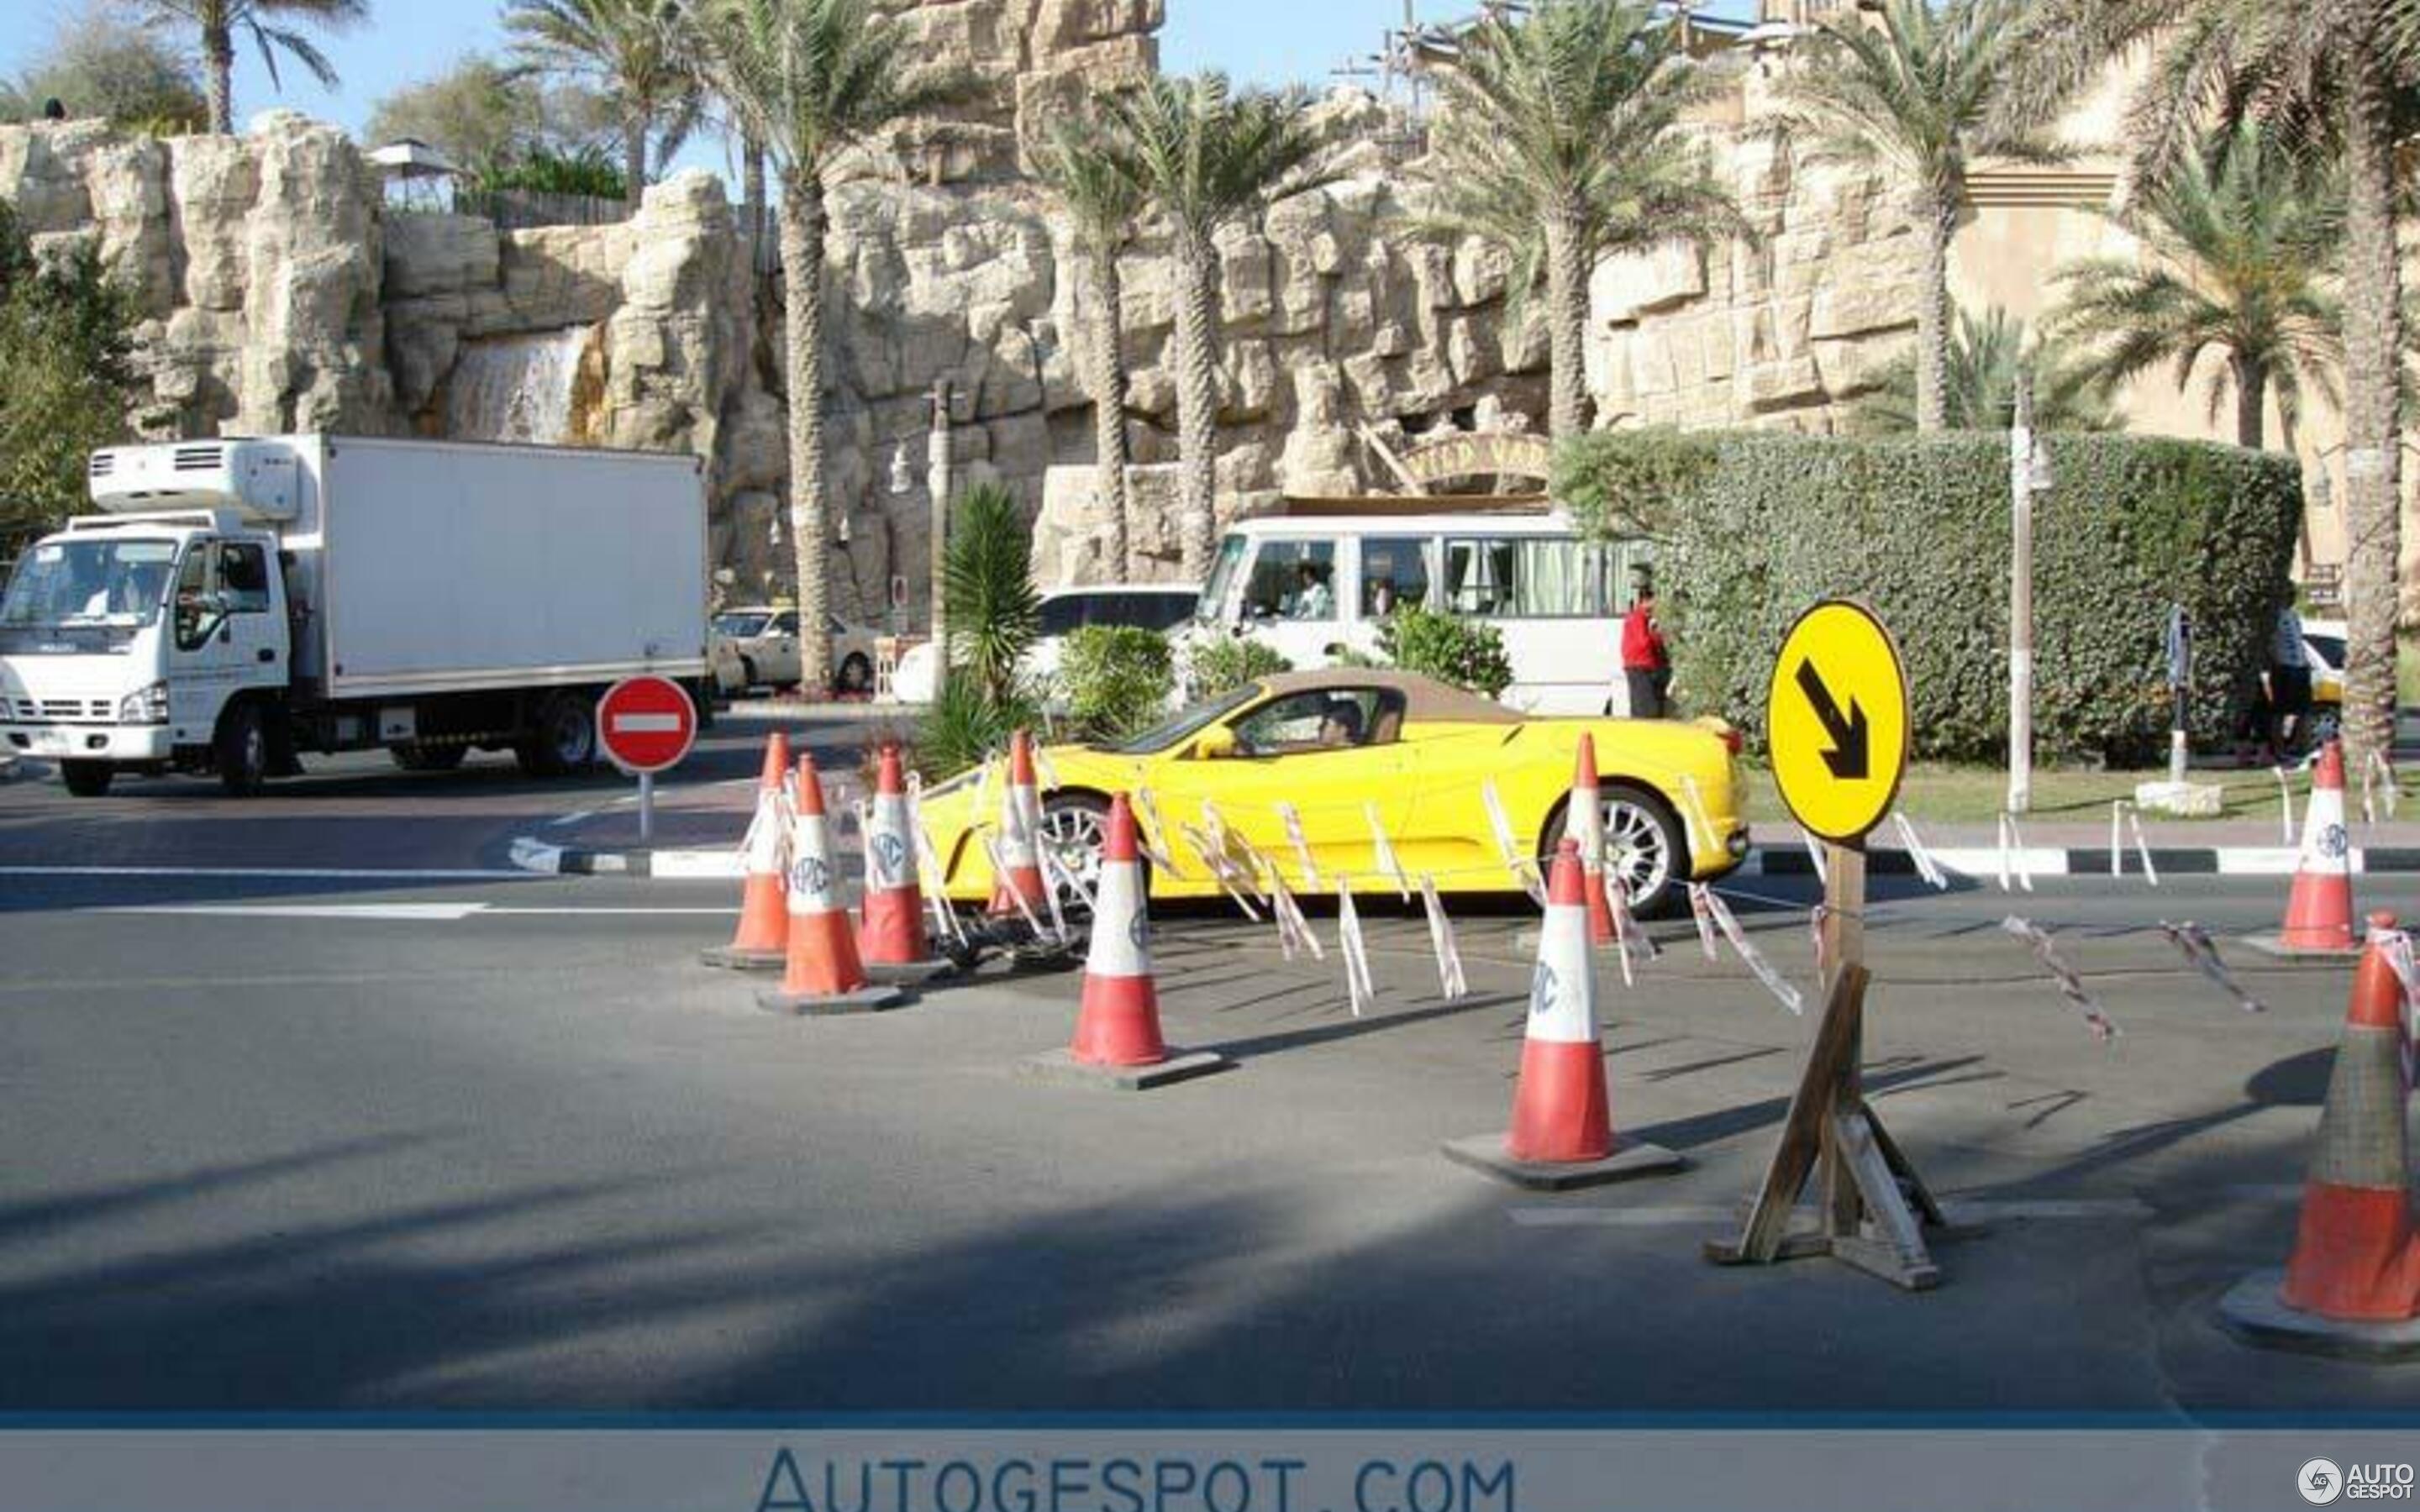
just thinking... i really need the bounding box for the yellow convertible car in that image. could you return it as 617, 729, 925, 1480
917, 670, 1748, 915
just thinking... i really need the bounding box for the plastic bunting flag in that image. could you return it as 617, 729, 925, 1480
1686, 882, 1720, 961
1996, 812, 2036, 894
1368, 801, 1412, 900
2272, 766, 2296, 847
2001, 917, 2121, 1043
2365, 751, 2402, 826
1040, 841, 1096, 916
1704, 889, 1804, 1016
1338, 877, 1376, 1018
1481, 779, 1546, 906
1679, 774, 1718, 861
2158, 921, 2262, 1015
1033, 744, 1062, 795
1276, 802, 1320, 889
1270, 873, 1324, 962
1811, 904, 1830, 979
971, 753, 997, 827
1181, 823, 1265, 921
2380, 930, 2420, 1087
1802, 834, 1828, 886
2108, 801, 2160, 885
1037, 846, 1076, 945
1606, 874, 1658, 985
1891, 811, 1949, 890
1419, 875, 1469, 1001
1134, 788, 1186, 879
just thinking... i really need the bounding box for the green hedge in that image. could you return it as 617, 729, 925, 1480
1555, 428, 2303, 764
1061, 625, 1176, 740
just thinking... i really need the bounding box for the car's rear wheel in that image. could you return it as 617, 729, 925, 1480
1546, 783, 1686, 916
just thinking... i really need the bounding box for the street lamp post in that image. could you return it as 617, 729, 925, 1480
927, 379, 954, 659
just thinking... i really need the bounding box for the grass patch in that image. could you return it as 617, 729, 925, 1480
1736, 762, 2304, 828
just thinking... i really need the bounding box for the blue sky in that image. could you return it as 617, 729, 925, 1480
4, 0, 1755, 175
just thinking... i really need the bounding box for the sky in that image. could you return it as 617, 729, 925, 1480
3, 0, 1757, 178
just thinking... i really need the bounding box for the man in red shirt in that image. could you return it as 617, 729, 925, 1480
1622, 568, 1670, 718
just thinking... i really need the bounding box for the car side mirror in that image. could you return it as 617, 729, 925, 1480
1194, 727, 1239, 761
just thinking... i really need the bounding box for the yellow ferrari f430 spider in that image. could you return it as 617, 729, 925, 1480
916, 670, 1748, 915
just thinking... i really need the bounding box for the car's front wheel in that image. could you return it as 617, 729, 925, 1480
1037, 791, 1125, 917
1548, 783, 1687, 916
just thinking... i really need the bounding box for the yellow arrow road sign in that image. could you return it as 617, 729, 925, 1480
1767, 600, 1910, 844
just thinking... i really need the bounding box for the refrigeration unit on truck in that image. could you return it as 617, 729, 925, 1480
0, 435, 713, 796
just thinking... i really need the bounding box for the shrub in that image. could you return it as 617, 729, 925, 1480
1555, 428, 2302, 764
1186, 636, 1292, 699
1379, 605, 1515, 699
1061, 624, 1174, 740
914, 675, 1040, 783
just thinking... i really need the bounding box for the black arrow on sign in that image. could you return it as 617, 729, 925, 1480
1794, 659, 1870, 780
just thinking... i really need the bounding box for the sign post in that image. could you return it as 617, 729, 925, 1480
596, 676, 698, 844
1707, 600, 1956, 1291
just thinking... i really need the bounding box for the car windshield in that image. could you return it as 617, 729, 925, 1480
1107, 683, 1262, 755
0, 538, 181, 629
2307, 634, 2345, 671
713, 612, 771, 638
1197, 535, 1248, 622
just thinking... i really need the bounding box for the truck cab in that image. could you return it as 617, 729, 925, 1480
1, 444, 298, 795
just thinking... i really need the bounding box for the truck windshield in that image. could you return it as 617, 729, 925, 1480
1196, 535, 1248, 622
0, 538, 181, 629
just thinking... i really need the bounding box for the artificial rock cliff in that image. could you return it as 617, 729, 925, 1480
0, 56, 1926, 625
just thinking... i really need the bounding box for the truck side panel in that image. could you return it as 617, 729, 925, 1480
321, 439, 707, 700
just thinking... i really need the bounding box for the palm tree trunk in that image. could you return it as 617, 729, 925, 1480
2230, 356, 2266, 451
203, 23, 234, 135
779, 176, 834, 693
1544, 207, 1591, 441
742, 136, 766, 265
622, 115, 648, 207
1914, 191, 1954, 435
2338, 53, 2402, 774
1171, 225, 1222, 580
1089, 241, 1134, 580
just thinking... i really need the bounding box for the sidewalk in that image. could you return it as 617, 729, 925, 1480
1746, 810, 2420, 877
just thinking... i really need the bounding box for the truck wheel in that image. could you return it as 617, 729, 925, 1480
838, 654, 873, 696
60, 760, 113, 797
516, 693, 597, 777
390, 743, 468, 773
216, 702, 270, 796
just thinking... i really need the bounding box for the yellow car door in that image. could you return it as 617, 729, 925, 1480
1150, 685, 1416, 889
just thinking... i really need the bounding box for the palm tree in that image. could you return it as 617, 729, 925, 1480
131, 0, 368, 134
1416, 0, 1749, 442
688, 0, 964, 691
505, 0, 700, 203
1766, 0, 2065, 433
2046, 122, 2342, 451
2001, 1, 2416, 783
1852, 305, 2118, 433
1099, 73, 1326, 579
1032, 108, 1147, 580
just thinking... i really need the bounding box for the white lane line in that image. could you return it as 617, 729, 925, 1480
0, 865, 527, 881
545, 809, 597, 829
87, 903, 735, 919
1509, 1196, 2155, 1227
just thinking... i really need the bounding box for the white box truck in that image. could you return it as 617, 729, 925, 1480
0, 435, 711, 796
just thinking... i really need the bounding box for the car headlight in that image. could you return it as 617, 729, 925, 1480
118, 680, 168, 725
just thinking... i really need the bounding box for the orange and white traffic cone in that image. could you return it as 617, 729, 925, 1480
2219, 913, 2420, 1357
702, 730, 792, 970
1023, 794, 1229, 1089
1444, 838, 1683, 1189
988, 729, 1050, 920
1569, 733, 1618, 948
756, 753, 908, 1017
858, 743, 955, 984
2250, 741, 2360, 958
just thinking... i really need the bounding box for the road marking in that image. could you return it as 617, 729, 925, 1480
89, 903, 735, 919
1509, 1196, 2156, 1227
0, 865, 527, 881
545, 809, 597, 828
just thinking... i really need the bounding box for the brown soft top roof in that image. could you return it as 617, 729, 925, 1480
1252, 669, 1522, 725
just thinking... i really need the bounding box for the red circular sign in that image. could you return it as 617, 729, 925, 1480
596, 676, 697, 774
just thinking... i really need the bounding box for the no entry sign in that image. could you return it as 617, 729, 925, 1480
596, 675, 697, 775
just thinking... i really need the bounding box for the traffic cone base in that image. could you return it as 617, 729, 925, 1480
1020, 1047, 1234, 1091
2217, 1270, 2420, 1361
1444, 837, 1683, 1190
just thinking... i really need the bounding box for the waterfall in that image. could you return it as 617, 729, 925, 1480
443, 327, 591, 444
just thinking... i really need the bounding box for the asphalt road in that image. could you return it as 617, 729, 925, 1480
1, 743, 2414, 1417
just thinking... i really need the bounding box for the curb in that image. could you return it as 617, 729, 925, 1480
1741, 845, 2420, 879
507, 837, 745, 879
